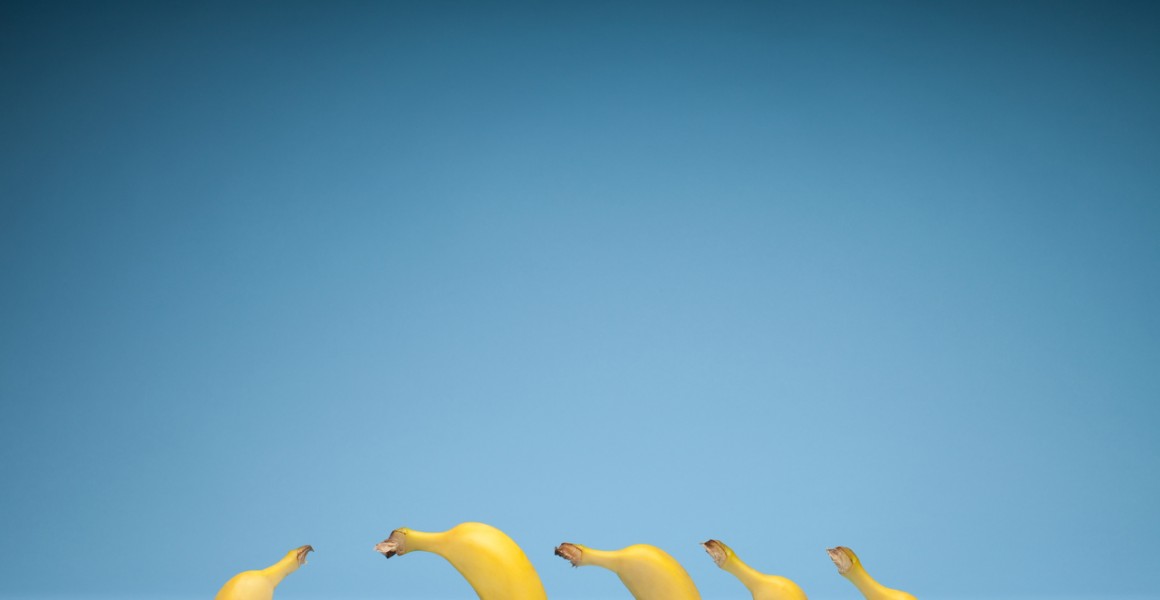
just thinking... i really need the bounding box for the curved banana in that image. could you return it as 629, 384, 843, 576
701, 539, 807, 600
375, 522, 547, 600
214, 545, 313, 600
554, 542, 700, 600
826, 546, 916, 600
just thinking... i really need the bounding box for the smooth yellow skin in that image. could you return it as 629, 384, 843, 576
214, 545, 312, 600
702, 540, 808, 600
555, 542, 701, 600
827, 546, 917, 600
376, 522, 547, 600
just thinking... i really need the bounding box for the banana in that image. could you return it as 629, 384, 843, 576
701, 539, 808, 600
554, 541, 700, 600
375, 522, 547, 600
826, 546, 916, 600
214, 545, 312, 600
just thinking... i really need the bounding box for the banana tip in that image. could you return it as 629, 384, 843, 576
701, 539, 727, 567
554, 543, 582, 567
376, 530, 407, 558
827, 546, 854, 574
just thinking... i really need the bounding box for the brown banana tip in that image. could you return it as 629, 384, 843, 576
701, 539, 726, 567
296, 545, 314, 565
554, 543, 582, 567
827, 546, 854, 574
375, 530, 407, 558
375, 541, 397, 558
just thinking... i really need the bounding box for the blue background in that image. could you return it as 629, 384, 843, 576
2, 2, 1158, 599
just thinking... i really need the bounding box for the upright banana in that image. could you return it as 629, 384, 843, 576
554, 542, 700, 600
826, 546, 916, 600
375, 522, 547, 600
701, 539, 808, 600
214, 545, 313, 600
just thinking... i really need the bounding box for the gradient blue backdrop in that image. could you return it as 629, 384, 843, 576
2, 2, 1158, 599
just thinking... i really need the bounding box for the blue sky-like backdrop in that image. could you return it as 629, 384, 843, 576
1, 2, 1158, 600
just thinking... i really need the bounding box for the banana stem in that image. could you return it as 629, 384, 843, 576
376, 530, 407, 557
721, 557, 769, 589
555, 543, 623, 569
377, 528, 461, 560
842, 567, 893, 598
260, 545, 313, 585
828, 546, 897, 599
377, 528, 449, 557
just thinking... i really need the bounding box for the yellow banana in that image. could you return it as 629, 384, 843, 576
554, 541, 700, 600
214, 545, 312, 600
375, 522, 547, 600
826, 546, 916, 600
701, 539, 808, 600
